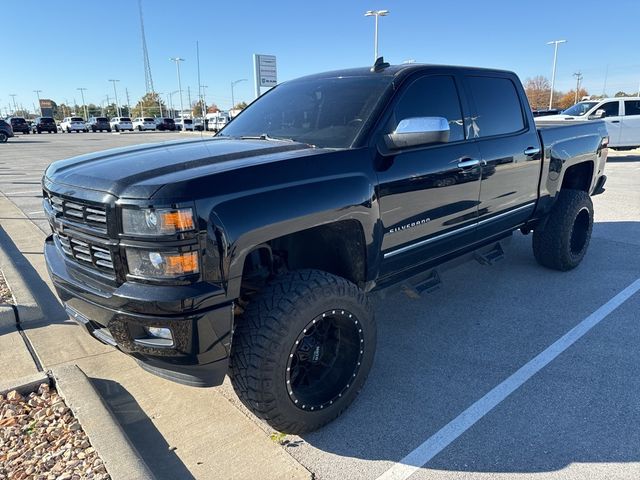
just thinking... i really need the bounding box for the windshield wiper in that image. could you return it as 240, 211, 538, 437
239, 133, 296, 142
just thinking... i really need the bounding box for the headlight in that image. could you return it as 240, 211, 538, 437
126, 248, 199, 278
122, 207, 195, 236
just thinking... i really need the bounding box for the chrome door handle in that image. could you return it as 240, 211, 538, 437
524, 147, 541, 156
457, 158, 480, 168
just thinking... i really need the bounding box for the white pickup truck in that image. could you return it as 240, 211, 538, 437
537, 97, 640, 150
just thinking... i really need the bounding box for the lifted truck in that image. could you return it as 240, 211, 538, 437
43, 61, 608, 433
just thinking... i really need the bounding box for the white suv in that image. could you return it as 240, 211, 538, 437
175, 118, 195, 131
60, 117, 88, 133
132, 117, 156, 131
110, 117, 133, 132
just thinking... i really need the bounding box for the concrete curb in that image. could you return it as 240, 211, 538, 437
0, 370, 49, 397
51, 364, 155, 480
0, 304, 16, 326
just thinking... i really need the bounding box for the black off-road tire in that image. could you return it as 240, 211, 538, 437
230, 269, 376, 434
533, 189, 593, 271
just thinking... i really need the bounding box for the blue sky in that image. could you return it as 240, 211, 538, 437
2, 0, 639, 114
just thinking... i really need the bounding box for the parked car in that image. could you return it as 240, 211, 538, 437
193, 118, 204, 131
87, 117, 112, 132
109, 117, 133, 132
132, 117, 156, 131
0, 119, 14, 142
31, 117, 58, 134
175, 118, 194, 131
537, 97, 640, 149
7, 117, 30, 134
154, 117, 176, 131
43, 62, 608, 434
60, 117, 88, 133
206, 112, 230, 132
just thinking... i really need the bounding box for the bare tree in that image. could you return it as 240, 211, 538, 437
524, 76, 551, 110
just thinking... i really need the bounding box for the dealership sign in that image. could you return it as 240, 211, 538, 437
253, 54, 277, 98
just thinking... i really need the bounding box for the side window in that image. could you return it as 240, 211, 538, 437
624, 100, 640, 116
598, 101, 619, 117
393, 75, 465, 142
466, 76, 525, 138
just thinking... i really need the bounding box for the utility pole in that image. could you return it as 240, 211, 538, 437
77, 88, 89, 120
364, 10, 389, 62
547, 39, 567, 110
170, 57, 185, 118
602, 64, 609, 97
109, 80, 121, 117
125, 88, 131, 116
197, 41, 204, 119
9, 94, 17, 114
33, 90, 42, 115
187, 86, 192, 116
573, 72, 583, 105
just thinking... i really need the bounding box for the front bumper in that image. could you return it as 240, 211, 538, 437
45, 235, 233, 387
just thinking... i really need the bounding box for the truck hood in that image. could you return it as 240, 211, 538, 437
44, 138, 316, 199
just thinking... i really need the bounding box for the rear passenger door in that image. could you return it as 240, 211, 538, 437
620, 100, 640, 147
464, 74, 542, 238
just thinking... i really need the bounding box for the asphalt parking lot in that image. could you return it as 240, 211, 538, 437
1, 133, 639, 479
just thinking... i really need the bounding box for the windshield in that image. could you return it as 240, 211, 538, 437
220, 76, 392, 148
562, 101, 599, 116
144, 117, 154, 122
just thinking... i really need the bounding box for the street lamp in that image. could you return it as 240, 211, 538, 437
77, 88, 89, 120
33, 90, 42, 115
547, 39, 567, 110
170, 57, 185, 118
168, 91, 179, 118
364, 10, 389, 62
231, 79, 247, 113
108, 79, 121, 117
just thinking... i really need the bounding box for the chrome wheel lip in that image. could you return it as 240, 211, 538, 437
285, 309, 365, 411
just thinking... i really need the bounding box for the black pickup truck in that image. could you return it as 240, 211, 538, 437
43, 62, 608, 433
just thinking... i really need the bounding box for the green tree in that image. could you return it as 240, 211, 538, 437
191, 100, 206, 118
132, 93, 166, 118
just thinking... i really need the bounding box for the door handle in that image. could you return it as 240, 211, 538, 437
524, 147, 541, 156
457, 158, 480, 168
610, 120, 620, 123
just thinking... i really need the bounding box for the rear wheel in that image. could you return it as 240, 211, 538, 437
533, 189, 593, 271
231, 269, 376, 434
0, 132, 7, 143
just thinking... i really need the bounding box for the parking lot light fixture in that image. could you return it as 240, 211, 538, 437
547, 40, 567, 110
364, 10, 389, 62
170, 57, 185, 118
109, 79, 121, 117
231, 79, 247, 113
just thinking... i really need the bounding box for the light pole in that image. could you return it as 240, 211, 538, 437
231, 79, 247, 113
170, 57, 185, 118
77, 88, 88, 120
364, 10, 389, 62
109, 79, 121, 117
9, 94, 17, 114
168, 91, 178, 118
573, 72, 583, 105
547, 39, 567, 110
33, 90, 42, 115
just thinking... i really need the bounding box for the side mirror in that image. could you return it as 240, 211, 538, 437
385, 117, 450, 150
589, 109, 606, 119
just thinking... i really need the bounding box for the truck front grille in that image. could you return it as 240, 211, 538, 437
46, 193, 107, 232
56, 233, 115, 273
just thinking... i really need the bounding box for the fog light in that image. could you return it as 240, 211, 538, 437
145, 326, 173, 340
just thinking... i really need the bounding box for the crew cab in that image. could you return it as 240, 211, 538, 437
43, 62, 608, 434
539, 97, 640, 149
132, 117, 156, 131
60, 117, 87, 133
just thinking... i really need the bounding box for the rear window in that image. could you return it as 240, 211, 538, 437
183, 119, 193, 124
466, 76, 525, 138
40, 117, 55, 123
96, 117, 107, 122
120, 117, 131, 122
144, 117, 154, 122
71, 117, 83, 122
13, 118, 26, 124
165, 118, 175, 124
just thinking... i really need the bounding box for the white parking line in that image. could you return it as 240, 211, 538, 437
376, 277, 640, 480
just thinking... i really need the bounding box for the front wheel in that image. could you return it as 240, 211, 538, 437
533, 189, 594, 271
231, 269, 376, 434
0, 132, 7, 143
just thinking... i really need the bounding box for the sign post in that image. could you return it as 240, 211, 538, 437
253, 54, 277, 99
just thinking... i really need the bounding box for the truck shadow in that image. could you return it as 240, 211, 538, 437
297, 222, 640, 476
607, 152, 640, 162
91, 378, 195, 480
